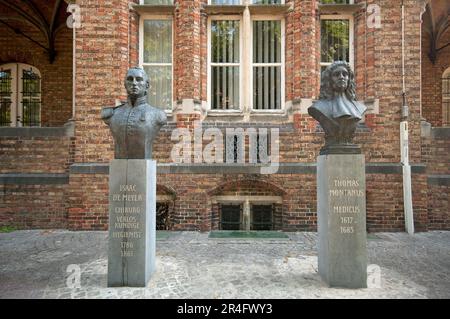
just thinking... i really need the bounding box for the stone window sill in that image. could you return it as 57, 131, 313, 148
0, 121, 74, 137
203, 5, 246, 15
248, 4, 292, 15
318, 3, 365, 15
207, 110, 244, 117
132, 4, 176, 14
203, 4, 292, 15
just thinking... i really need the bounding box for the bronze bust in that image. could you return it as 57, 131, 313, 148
308, 61, 367, 155
101, 67, 167, 159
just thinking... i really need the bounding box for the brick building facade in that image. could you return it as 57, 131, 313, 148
0, 0, 449, 232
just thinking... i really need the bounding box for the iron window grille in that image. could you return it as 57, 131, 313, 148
0, 70, 12, 126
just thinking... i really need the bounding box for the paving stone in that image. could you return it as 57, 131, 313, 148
0, 230, 449, 298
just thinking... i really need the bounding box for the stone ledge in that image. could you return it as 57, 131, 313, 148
431, 127, 450, 139
427, 175, 450, 186
132, 4, 176, 14
366, 163, 426, 175
0, 121, 75, 137
70, 163, 109, 174
69, 163, 427, 175
203, 5, 246, 15
248, 4, 292, 15
318, 3, 365, 14
0, 173, 69, 185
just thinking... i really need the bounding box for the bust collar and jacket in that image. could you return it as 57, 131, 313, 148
101, 67, 167, 159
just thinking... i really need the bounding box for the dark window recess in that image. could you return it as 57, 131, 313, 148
0, 70, 11, 126
21, 68, 41, 127
220, 204, 242, 230
256, 133, 270, 163
233, 135, 239, 163
443, 77, 450, 124
228, 132, 270, 163
320, 0, 351, 4
156, 202, 170, 230
251, 204, 273, 230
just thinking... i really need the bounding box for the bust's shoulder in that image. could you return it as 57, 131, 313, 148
143, 104, 167, 124
101, 105, 120, 120
309, 99, 332, 118
353, 101, 367, 115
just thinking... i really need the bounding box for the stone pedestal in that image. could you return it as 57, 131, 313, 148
317, 154, 367, 288
107, 159, 156, 287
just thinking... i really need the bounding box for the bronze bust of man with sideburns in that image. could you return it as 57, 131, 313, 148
101, 67, 167, 159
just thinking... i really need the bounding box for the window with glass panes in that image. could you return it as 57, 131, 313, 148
252, 0, 283, 4
210, 19, 241, 110
0, 69, 12, 126
320, 15, 353, 73
0, 63, 41, 127
209, 0, 241, 4
141, 0, 173, 4
142, 18, 173, 110
320, 0, 353, 4
207, 1, 284, 4
252, 20, 282, 110
443, 69, 450, 125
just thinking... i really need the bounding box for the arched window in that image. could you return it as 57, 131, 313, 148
443, 68, 450, 126
0, 63, 41, 127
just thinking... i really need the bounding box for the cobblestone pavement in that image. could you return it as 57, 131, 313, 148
0, 230, 449, 299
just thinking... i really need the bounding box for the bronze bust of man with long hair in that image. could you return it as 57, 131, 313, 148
308, 61, 367, 155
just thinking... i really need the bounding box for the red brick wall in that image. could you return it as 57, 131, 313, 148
422, 135, 450, 175
0, 135, 74, 173
0, 3, 73, 127
73, 0, 130, 163
422, 129, 450, 230
67, 171, 431, 232
421, 18, 450, 127
0, 183, 67, 229
2, 0, 448, 232
288, 0, 320, 100
68, 174, 109, 230
0, 132, 74, 229
174, 0, 203, 101
428, 184, 450, 230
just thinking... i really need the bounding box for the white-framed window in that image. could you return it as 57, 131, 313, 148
207, 1, 285, 4
320, 15, 354, 73
208, 16, 243, 111
207, 14, 285, 112
252, 0, 284, 3
320, 0, 354, 4
251, 18, 284, 111
209, 0, 242, 4
139, 15, 173, 111
0, 63, 41, 127
141, 0, 174, 4
442, 68, 450, 126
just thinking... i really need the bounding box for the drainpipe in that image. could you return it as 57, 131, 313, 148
400, 0, 414, 234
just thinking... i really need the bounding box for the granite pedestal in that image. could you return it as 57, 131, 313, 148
107, 159, 156, 287
317, 154, 367, 289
